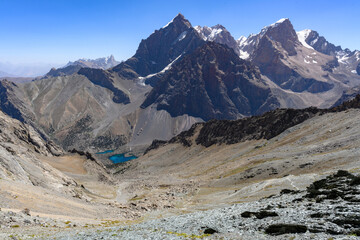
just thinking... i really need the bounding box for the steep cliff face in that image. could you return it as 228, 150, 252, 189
0, 80, 24, 122
112, 13, 204, 79
141, 42, 279, 121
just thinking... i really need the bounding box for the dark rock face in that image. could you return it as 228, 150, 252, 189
306, 170, 360, 203
331, 93, 360, 111
241, 210, 278, 219
78, 68, 130, 104
141, 42, 278, 121
113, 14, 204, 78
0, 80, 24, 122
304, 30, 342, 56
303, 170, 360, 235
44, 65, 82, 78
68, 148, 96, 161
203, 228, 218, 234
357, 63, 360, 75
193, 107, 321, 147
265, 224, 307, 235
143, 139, 168, 155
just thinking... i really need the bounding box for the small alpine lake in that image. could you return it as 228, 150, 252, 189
95, 149, 138, 164
109, 153, 138, 164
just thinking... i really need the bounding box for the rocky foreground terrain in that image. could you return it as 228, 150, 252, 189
1, 170, 359, 239
1, 95, 360, 240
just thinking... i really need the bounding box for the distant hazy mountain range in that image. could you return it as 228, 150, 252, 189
0, 70, 15, 78
0, 13, 359, 152
43, 55, 120, 78
0, 55, 120, 78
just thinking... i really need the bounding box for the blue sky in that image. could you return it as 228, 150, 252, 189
1, 0, 359, 76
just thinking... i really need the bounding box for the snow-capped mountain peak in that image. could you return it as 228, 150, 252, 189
65, 55, 119, 70
259, 18, 291, 38
237, 18, 299, 59
194, 24, 239, 55
162, 13, 191, 29
273, 18, 289, 25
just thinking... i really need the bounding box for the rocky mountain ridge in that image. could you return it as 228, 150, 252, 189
146, 93, 360, 153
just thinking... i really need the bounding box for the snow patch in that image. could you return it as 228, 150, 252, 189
310, 38, 318, 45
209, 28, 223, 40
297, 30, 314, 50
274, 18, 288, 24
237, 36, 247, 47
355, 51, 360, 61
175, 31, 187, 42
239, 50, 250, 59
137, 54, 183, 86
337, 52, 350, 64
351, 70, 357, 74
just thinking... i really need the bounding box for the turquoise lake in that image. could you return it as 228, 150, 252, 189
109, 154, 138, 164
